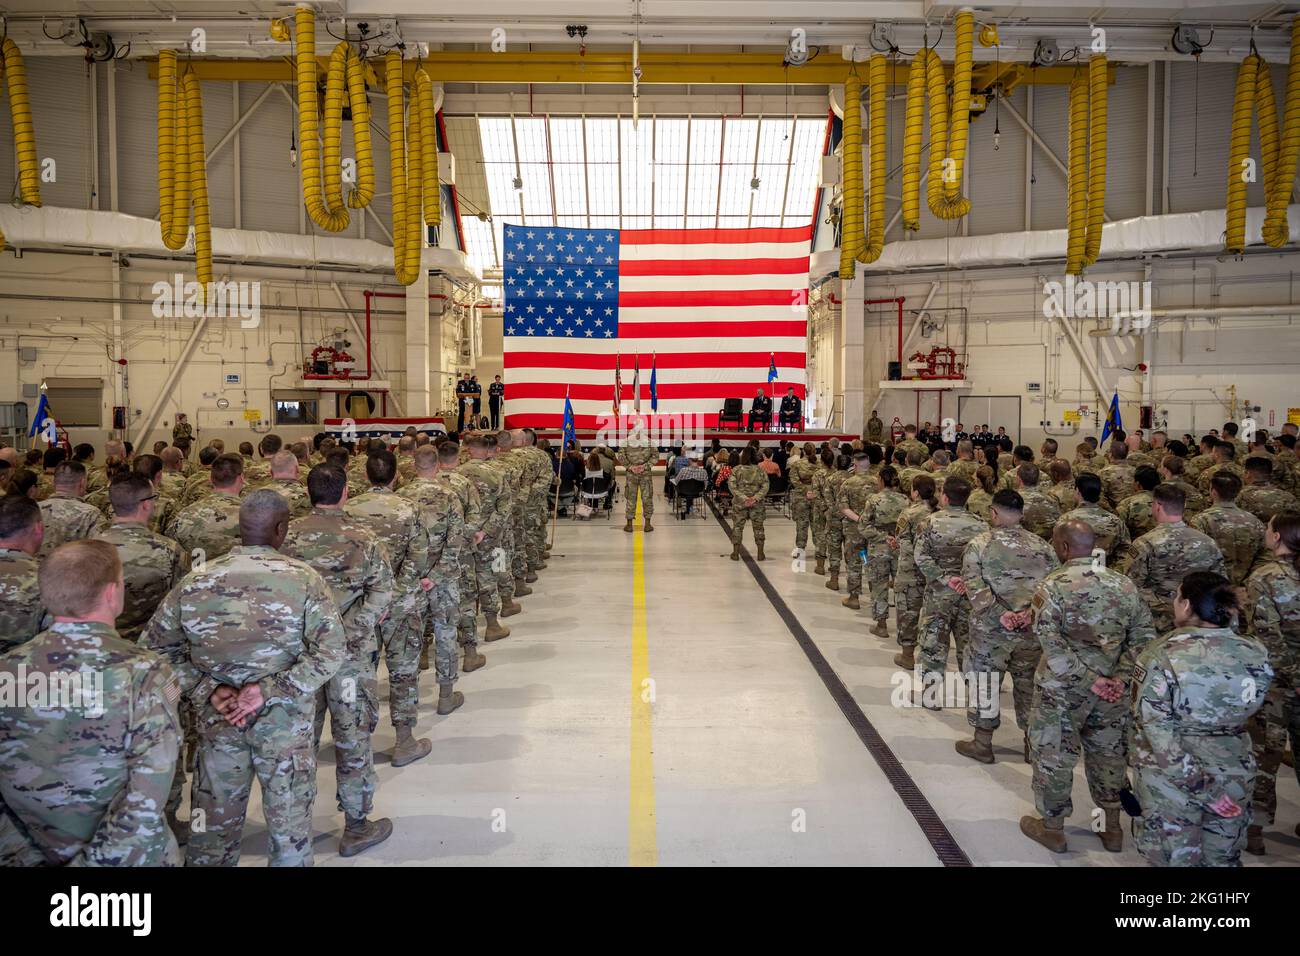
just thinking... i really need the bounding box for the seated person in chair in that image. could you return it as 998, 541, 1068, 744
671, 456, 708, 516
778, 387, 802, 431
749, 389, 773, 431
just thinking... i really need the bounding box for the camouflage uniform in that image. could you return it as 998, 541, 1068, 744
810, 464, 833, 560
1188, 502, 1266, 586
36, 493, 107, 558
1131, 626, 1272, 867
896, 465, 926, 498
1273, 448, 1300, 498
1196, 461, 1245, 497
896, 438, 929, 462
823, 469, 851, 575
437, 470, 485, 647
728, 464, 769, 550
413, 479, 465, 685
283, 510, 394, 822
859, 487, 909, 623
142, 545, 346, 866
171, 491, 243, 563
496, 450, 529, 581
914, 505, 986, 678
1125, 522, 1227, 633
1055, 503, 1130, 565
1244, 557, 1300, 828
1019, 487, 1062, 541
34, 471, 55, 502
1098, 463, 1136, 512
159, 470, 188, 502
966, 487, 993, 523
892, 503, 934, 650
243, 458, 272, 489
0, 621, 182, 867
962, 525, 1059, 732
1185, 453, 1215, 481
522, 445, 553, 570
865, 417, 884, 444
619, 444, 658, 522
839, 471, 877, 598
1117, 490, 1157, 540
97, 521, 187, 642
1028, 558, 1155, 821
460, 458, 514, 609
788, 457, 817, 552
945, 458, 979, 485
1164, 478, 1208, 519
344, 486, 428, 728
1238, 481, 1300, 526
0, 547, 43, 653
179, 470, 213, 509
1046, 481, 1078, 515
250, 477, 310, 519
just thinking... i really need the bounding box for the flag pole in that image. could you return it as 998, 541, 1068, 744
550, 387, 568, 550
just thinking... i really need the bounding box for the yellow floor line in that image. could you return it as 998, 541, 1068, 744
629, 495, 658, 866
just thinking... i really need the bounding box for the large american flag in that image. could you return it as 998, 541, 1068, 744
501, 223, 810, 429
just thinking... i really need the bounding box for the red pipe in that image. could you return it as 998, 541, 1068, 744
865, 296, 906, 368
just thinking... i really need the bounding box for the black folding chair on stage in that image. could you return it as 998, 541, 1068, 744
718, 398, 744, 431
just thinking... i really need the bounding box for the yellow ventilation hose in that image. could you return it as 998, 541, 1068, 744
415, 68, 441, 227
1226, 55, 1279, 253
387, 50, 421, 285
1266, 19, 1300, 247
860, 55, 887, 264
1066, 56, 1109, 274
155, 51, 212, 291
0, 37, 41, 250
838, 71, 863, 279
901, 9, 975, 225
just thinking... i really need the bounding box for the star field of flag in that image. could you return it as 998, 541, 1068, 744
503, 224, 621, 338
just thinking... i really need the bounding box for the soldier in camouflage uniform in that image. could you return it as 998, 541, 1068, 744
896, 448, 928, 499
1011, 463, 1061, 541
822, 453, 853, 589
178, 446, 220, 508
1185, 436, 1218, 482
494, 431, 532, 595
345, 450, 436, 766
1239, 456, 1300, 525
466, 434, 521, 618
1020, 520, 1156, 854
1196, 440, 1244, 496
33, 448, 62, 502
97, 475, 186, 643
1189, 471, 1266, 585
891, 475, 939, 668
945, 441, 980, 485
281, 465, 396, 856
1158, 454, 1208, 519
171, 453, 246, 562
965, 466, 995, 522
788, 443, 818, 558
0, 496, 45, 653
858, 466, 909, 637
838, 450, 881, 610
426, 443, 493, 658
895, 425, 929, 465
1045, 459, 1079, 515
619, 432, 658, 533
1243, 513, 1300, 854
1131, 572, 1272, 867
0, 540, 182, 866
1116, 466, 1160, 540
130, 453, 181, 538
516, 429, 554, 573
810, 449, 836, 575
1274, 433, 1300, 497
1126, 483, 1227, 633
865, 410, 884, 444
1054, 473, 1131, 565
728, 448, 769, 561
437, 440, 513, 643
36, 462, 106, 558
158, 447, 189, 502
143, 490, 349, 865
242, 434, 281, 490
958, 490, 1060, 764
252, 450, 311, 518
1097, 442, 1136, 512
913, 477, 986, 697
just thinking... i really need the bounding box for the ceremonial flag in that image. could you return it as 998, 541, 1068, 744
632, 353, 641, 412
613, 353, 622, 414
767, 351, 778, 384
28, 391, 52, 441
501, 223, 810, 428
562, 386, 576, 451
649, 352, 658, 412
1101, 391, 1123, 444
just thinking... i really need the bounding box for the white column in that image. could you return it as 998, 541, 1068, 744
839, 272, 866, 434
405, 257, 431, 416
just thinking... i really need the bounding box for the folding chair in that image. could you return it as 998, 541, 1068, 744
576, 475, 613, 520
766, 473, 790, 516
672, 478, 707, 519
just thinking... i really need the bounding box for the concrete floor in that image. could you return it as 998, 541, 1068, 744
222, 489, 1300, 866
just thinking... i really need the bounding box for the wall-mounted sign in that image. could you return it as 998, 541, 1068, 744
224, 373, 242, 386
243, 408, 262, 422
1063, 410, 1081, 424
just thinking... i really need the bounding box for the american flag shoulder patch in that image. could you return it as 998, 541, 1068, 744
163, 675, 181, 704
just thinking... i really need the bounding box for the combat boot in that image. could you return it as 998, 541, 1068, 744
644, 518, 654, 532
484, 613, 511, 641
514, 578, 533, 596
437, 682, 465, 715
730, 544, 741, 561
1020, 815, 1067, 853
1246, 825, 1266, 855
893, 646, 914, 669
499, 598, 522, 618
418, 645, 430, 671
624, 518, 634, 533
955, 728, 995, 764
841, 593, 860, 610
391, 724, 432, 767
1099, 808, 1123, 852
814, 557, 826, 575
524, 570, 539, 583
339, 815, 393, 857
462, 645, 487, 672
755, 542, 766, 561
825, 572, 840, 591
871, 618, 890, 638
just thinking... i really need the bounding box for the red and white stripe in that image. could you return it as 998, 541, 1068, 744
504, 224, 810, 429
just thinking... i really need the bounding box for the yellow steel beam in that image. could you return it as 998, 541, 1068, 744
146, 51, 1109, 87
